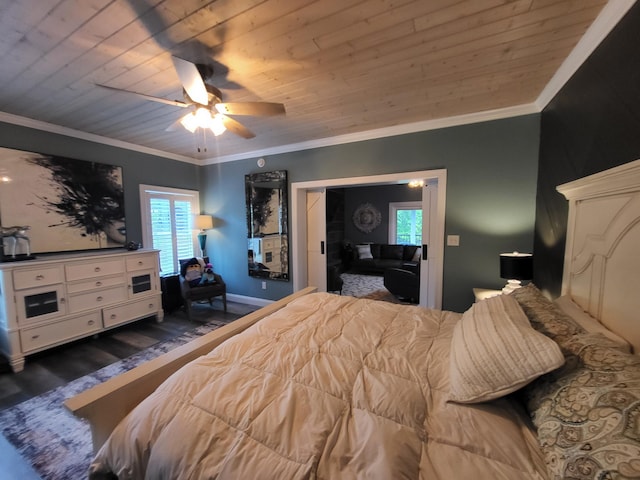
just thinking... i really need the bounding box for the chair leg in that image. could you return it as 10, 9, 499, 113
184, 300, 193, 321
222, 293, 227, 312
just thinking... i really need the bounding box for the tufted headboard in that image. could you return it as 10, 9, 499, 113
557, 159, 640, 353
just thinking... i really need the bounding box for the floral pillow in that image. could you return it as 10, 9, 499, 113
524, 333, 640, 479
511, 284, 640, 479
510, 283, 585, 346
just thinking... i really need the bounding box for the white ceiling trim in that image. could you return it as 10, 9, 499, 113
535, 0, 636, 110
202, 103, 540, 165
0, 111, 200, 165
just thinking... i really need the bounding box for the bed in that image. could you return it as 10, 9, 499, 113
66, 160, 640, 479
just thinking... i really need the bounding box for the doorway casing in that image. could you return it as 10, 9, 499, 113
291, 169, 447, 309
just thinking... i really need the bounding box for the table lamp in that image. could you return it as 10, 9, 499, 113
500, 252, 533, 294
195, 214, 213, 257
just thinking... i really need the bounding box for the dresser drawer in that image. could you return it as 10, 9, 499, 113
126, 254, 157, 272
13, 266, 64, 290
66, 274, 125, 294
65, 258, 125, 282
20, 311, 101, 353
67, 285, 127, 313
103, 294, 161, 328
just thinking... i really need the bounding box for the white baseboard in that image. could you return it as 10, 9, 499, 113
227, 293, 274, 308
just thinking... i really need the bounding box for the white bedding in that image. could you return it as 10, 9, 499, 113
89, 293, 547, 479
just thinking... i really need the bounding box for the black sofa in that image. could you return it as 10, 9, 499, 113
348, 243, 421, 275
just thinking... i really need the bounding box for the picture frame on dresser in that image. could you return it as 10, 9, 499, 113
0, 146, 125, 260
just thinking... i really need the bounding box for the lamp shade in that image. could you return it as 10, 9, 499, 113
195, 214, 213, 231
500, 252, 533, 280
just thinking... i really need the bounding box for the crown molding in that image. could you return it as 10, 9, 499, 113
0, 111, 200, 164
202, 103, 540, 165
535, 0, 636, 110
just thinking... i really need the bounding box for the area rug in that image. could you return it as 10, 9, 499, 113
340, 272, 385, 297
0, 318, 231, 480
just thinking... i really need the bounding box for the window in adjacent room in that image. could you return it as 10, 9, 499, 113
389, 202, 422, 245
140, 185, 200, 274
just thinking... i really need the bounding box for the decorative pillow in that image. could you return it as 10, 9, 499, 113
411, 247, 422, 262
510, 283, 584, 346
449, 294, 565, 403
554, 295, 632, 353
355, 244, 373, 259
524, 333, 640, 480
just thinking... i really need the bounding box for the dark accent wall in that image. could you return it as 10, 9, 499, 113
344, 184, 422, 245
535, 3, 640, 298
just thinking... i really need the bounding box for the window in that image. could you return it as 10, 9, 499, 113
140, 185, 200, 274
389, 202, 422, 245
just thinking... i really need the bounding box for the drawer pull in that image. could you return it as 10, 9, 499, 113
60, 298, 66, 304
31, 334, 40, 340
88, 320, 95, 326
96, 296, 103, 302
95, 281, 102, 287
149, 303, 154, 308
94, 267, 101, 272
110, 314, 117, 319
35, 274, 45, 281
138, 261, 144, 265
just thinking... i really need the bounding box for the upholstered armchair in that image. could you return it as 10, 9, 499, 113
179, 258, 227, 321
383, 267, 419, 303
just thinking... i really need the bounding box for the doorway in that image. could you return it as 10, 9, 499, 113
291, 169, 446, 309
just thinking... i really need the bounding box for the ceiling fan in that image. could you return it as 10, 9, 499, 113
97, 56, 285, 139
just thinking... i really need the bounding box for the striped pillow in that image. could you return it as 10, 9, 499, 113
449, 294, 564, 403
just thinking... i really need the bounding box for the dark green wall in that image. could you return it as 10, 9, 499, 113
0, 122, 200, 247
535, 3, 640, 298
202, 114, 540, 312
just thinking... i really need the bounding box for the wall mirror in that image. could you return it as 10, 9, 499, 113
245, 170, 289, 281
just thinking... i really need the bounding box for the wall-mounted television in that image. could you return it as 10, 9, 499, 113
0, 146, 125, 259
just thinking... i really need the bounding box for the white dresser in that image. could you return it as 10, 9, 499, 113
0, 249, 164, 372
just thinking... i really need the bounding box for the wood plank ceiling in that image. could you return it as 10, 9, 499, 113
0, 0, 613, 162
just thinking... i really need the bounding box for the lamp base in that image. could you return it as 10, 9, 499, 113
502, 279, 522, 294
197, 231, 207, 258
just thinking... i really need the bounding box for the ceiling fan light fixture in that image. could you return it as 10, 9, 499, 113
195, 107, 212, 126
180, 112, 199, 133
210, 114, 227, 136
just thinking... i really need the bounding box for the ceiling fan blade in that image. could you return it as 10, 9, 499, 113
215, 102, 286, 116
171, 56, 209, 105
220, 115, 255, 139
96, 84, 190, 107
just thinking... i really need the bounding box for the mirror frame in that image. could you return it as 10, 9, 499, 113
245, 170, 289, 281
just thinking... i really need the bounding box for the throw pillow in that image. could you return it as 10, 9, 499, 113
411, 247, 421, 262
449, 294, 565, 403
356, 244, 373, 259
525, 333, 640, 480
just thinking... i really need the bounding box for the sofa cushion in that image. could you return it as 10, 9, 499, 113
355, 244, 373, 259
380, 244, 403, 260
402, 245, 419, 261
369, 243, 381, 258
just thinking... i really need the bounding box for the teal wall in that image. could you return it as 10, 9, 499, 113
0, 122, 200, 247
202, 114, 540, 312
1, 113, 539, 313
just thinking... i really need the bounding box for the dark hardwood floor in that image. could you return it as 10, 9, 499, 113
0, 299, 255, 411
0, 299, 255, 480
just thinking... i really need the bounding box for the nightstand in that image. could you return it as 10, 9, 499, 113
473, 288, 502, 302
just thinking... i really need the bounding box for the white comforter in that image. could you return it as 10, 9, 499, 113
90, 293, 547, 479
